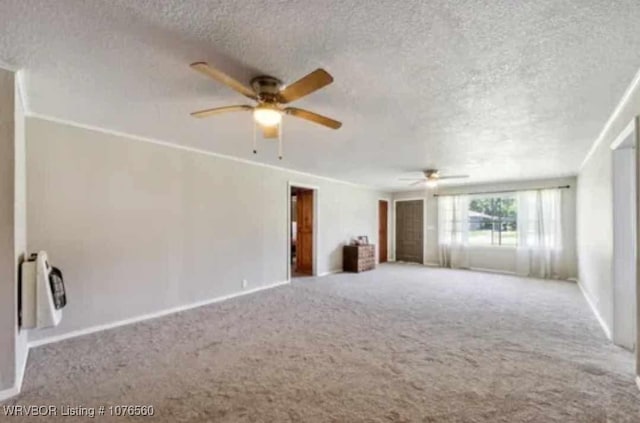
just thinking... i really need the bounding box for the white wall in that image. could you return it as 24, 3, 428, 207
0, 68, 16, 392
577, 70, 640, 368
0, 68, 26, 399
612, 145, 636, 350
578, 140, 615, 339
392, 177, 578, 277
25, 117, 391, 343
14, 73, 28, 393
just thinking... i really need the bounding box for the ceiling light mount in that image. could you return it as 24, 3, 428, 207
424, 169, 440, 180
251, 75, 283, 103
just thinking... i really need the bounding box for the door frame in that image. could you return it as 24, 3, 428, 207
393, 197, 426, 265
610, 117, 638, 351
287, 181, 319, 280
378, 198, 390, 263
609, 117, 640, 382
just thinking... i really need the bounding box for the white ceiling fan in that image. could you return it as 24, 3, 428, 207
399, 169, 470, 188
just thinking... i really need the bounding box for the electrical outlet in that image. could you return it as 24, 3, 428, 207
242, 279, 248, 289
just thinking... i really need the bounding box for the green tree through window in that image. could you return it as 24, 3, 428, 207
468, 196, 517, 246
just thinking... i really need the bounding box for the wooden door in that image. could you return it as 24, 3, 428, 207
296, 189, 314, 274
395, 200, 424, 264
379, 200, 388, 263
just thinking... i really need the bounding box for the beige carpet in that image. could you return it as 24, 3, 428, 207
4, 264, 640, 422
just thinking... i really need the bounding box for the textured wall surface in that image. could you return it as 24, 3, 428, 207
26, 117, 391, 342
392, 177, 578, 277
0, 68, 15, 391
1, 1, 640, 189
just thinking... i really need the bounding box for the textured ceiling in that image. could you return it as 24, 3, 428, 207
2, 0, 640, 190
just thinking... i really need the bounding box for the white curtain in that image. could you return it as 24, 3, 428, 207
516, 189, 568, 279
438, 195, 470, 269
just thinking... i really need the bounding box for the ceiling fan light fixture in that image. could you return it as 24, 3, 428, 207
253, 106, 282, 127
425, 179, 438, 189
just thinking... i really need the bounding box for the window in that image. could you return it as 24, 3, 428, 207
468, 195, 517, 246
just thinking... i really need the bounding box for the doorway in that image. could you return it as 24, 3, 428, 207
610, 118, 638, 353
395, 199, 424, 264
379, 200, 388, 263
289, 185, 316, 278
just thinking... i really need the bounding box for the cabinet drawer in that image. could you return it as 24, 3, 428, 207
357, 258, 375, 271
358, 246, 375, 258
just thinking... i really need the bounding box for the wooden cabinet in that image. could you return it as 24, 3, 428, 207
343, 245, 375, 273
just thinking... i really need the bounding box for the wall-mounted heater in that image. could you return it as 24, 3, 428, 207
21, 251, 66, 329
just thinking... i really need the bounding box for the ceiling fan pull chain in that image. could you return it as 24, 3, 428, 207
252, 120, 257, 154
278, 120, 283, 160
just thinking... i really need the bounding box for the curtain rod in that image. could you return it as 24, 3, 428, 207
432, 185, 570, 197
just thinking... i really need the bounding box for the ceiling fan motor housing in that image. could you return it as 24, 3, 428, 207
425, 169, 439, 179
251, 76, 283, 103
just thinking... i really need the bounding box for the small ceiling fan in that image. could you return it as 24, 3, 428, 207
400, 169, 470, 188
190, 62, 341, 157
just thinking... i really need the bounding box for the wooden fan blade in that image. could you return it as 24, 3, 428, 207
190, 105, 253, 118
190, 62, 256, 99
411, 180, 427, 186
262, 125, 279, 139
437, 175, 470, 180
285, 107, 342, 129
278, 69, 333, 103
399, 178, 426, 181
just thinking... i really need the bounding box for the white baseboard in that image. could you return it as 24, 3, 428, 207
29, 280, 290, 348
2, 280, 290, 402
424, 262, 440, 267
577, 281, 612, 340
468, 266, 516, 276
15, 345, 28, 397
317, 270, 342, 277
0, 384, 20, 403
